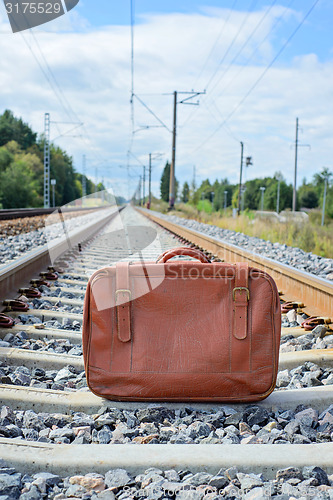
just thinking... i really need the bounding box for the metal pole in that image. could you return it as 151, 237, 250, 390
224, 190, 227, 213
321, 176, 328, 226
43, 113, 50, 209
169, 91, 177, 208
241, 187, 246, 212
277, 178, 280, 214
50, 179, 56, 208
260, 187, 266, 211
148, 153, 152, 208
82, 154, 86, 199
237, 142, 244, 215
293, 117, 299, 212
143, 165, 146, 205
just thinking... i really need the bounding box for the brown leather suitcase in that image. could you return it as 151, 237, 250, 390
82, 247, 281, 402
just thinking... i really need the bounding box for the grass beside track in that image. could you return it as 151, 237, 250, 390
151, 200, 333, 259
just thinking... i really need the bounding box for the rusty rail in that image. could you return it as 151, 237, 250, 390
139, 208, 333, 320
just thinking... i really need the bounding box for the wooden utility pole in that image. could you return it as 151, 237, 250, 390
169, 91, 177, 208
237, 142, 244, 215
148, 153, 152, 208
168, 90, 205, 209
292, 117, 310, 212
292, 117, 299, 212
143, 165, 146, 205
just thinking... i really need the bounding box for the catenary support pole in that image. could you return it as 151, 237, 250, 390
237, 142, 244, 215
82, 155, 86, 199
44, 113, 50, 209
321, 175, 328, 226
169, 91, 177, 209
148, 153, 152, 208
293, 117, 299, 212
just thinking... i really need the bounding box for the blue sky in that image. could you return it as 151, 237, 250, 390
76, 0, 333, 62
0, 0, 332, 199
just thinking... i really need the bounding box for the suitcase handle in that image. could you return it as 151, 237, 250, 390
156, 247, 211, 263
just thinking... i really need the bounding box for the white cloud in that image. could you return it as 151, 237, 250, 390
0, 4, 332, 199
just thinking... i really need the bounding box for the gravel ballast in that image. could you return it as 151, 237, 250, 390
157, 211, 333, 281
0, 460, 333, 499
0, 403, 332, 446
0, 209, 115, 269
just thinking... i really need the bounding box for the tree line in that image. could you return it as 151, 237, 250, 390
159, 162, 333, 217
0, 110, 104, 209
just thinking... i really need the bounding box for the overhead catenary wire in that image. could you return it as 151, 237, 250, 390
20, 29, 107, 168
181, 0, 294, 133
20, 31, 74, 123
181, 0, 259, 129
211, 0, 295, 106
130, 0, 135, 134
191, 0, 239, 89
204, 0, 259, 92
191, 0, 321, 155
133, 94, 172, 133
30, 30, 81, 125
207, 0, 278, 97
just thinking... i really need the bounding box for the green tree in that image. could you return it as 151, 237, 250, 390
0, 160, 39, 208
181, 181, 190, 203
313, 167, 333, 218
0, 145, 14, 172
0, 110, 36, 149
213, 179, 233, 211
264, 175, 293, 212
160, 162, 170, 202
198, 179, 212, 200
298, 184, 319, 209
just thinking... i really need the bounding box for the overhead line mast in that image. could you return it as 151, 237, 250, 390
44, 112, 50, 209
169, 90, 205, 209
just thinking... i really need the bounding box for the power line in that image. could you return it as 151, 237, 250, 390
192, 0, 321, 155
188, 0, 294, 138
20, 30, 107, 167
181, 0, 258, 128
212, 0, 295, 104
130, 0, 135, 133
20, 32, 74, 122
208, 0, 277, 96
204, 0, 259, 91
30, 30, 80, 123
192, 0, 239, 88
133, 94, 172, 133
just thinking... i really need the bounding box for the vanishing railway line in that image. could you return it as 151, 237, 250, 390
0, 206, 106, 221
0, 205, 333, 498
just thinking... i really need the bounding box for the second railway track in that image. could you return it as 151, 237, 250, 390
0, 204, 333, 498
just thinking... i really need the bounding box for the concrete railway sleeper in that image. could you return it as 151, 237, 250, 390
0, 205, 333, 497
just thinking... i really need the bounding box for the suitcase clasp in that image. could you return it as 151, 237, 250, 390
233, 287, 250, 301
115, 289, 132, 303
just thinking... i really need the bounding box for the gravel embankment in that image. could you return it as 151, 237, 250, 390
0, 461, 332, 500
0, 403, 333, 445
0, 210, 114, 268
157, 212, 333, 280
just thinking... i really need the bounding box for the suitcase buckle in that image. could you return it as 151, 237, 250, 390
115, 289, 132, 303
233, 287, 250, 301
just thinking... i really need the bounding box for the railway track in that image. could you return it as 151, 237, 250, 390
0, 204, 333, 499
0, 205, 107, 221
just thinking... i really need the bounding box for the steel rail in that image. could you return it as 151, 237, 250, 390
0, 384, 332, 414
0, 440, 332, 477
0, 205, 111, 221
138, 208, 333, 319
0, 205, 332, 484
1, 346, 332, 375
0, 207, 121, 304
